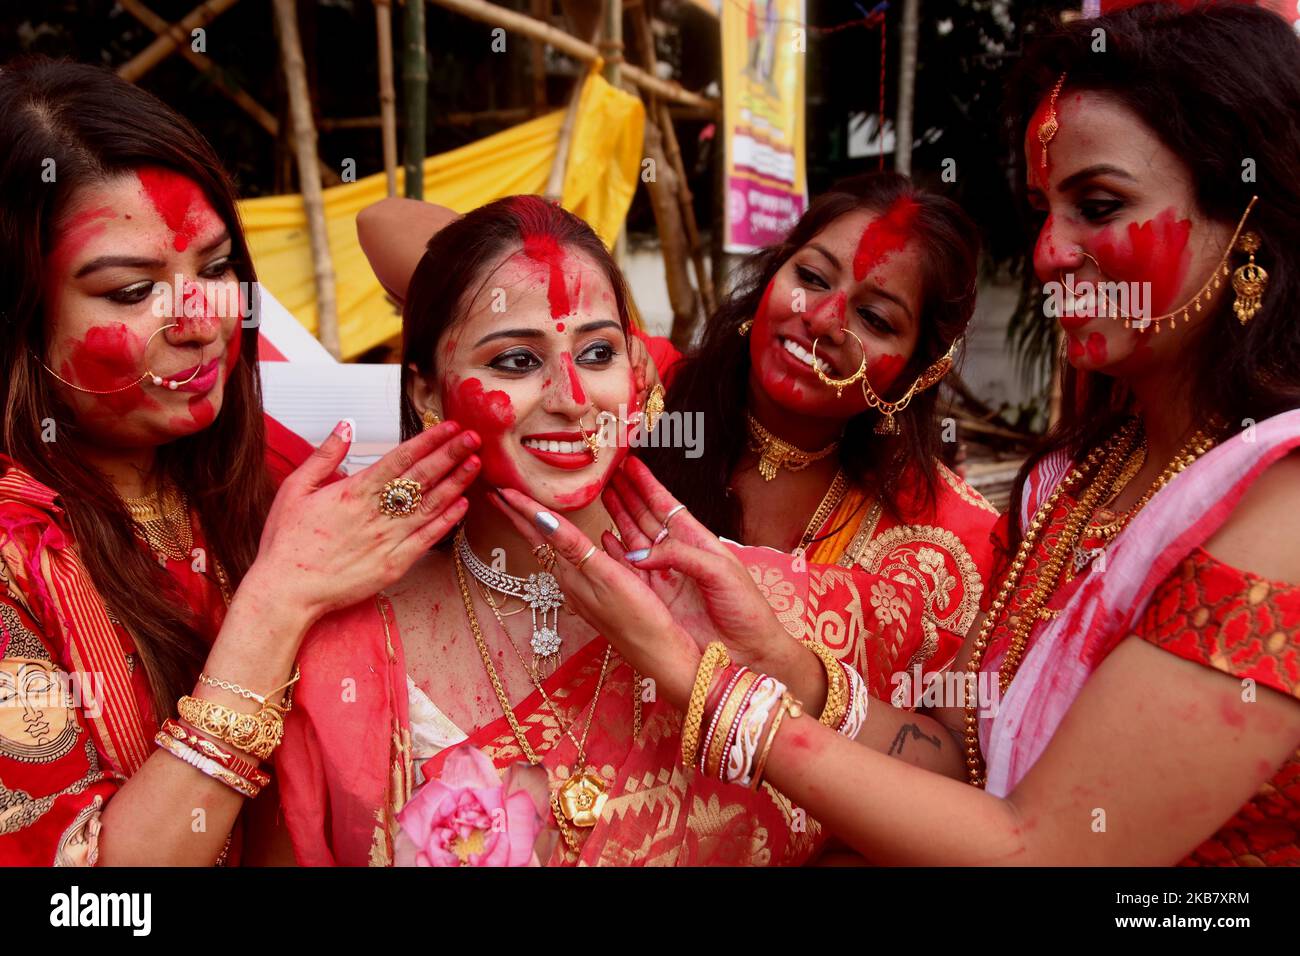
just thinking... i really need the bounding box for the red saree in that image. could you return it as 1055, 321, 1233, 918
0, 414, 314, 866
276, 542, 927, 866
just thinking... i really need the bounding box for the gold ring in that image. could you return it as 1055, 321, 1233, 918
533, 543, 558, 572
811, 328, 868, 398
378, 477, 422, 518
575, 545, 598, 570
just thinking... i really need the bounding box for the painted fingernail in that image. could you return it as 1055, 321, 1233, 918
462, 455, 480, 472
332, 418, 354, 443
535, 511, 560, 534
625, 548, 651, 563
653, 527, 670, 545
462, 432, 480, 449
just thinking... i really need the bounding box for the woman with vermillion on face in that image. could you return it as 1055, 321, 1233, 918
274, 196, 933, 866
529, 3, 1300, 866
0, 59, 477, 866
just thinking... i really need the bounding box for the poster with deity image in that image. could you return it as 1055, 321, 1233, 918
722, 0, 809, 252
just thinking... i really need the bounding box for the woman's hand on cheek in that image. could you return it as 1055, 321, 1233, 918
489, 485, 700, 709
245, 420, 482, 628
605, 458, 794, 673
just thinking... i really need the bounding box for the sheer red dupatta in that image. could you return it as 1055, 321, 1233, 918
276, 540, 926, 866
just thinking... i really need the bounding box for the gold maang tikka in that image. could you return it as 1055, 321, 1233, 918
1037, 73, 1067, 169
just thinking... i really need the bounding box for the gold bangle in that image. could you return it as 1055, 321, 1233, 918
177, 695, 285, 761
703, 669, 760, 779
681, 643, 730, 769
803, 640, 848, 729
751, 692, 803, 790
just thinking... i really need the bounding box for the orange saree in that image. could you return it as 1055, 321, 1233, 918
276, 541, 927, 866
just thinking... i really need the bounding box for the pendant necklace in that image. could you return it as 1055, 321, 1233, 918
456, 526, 564, 675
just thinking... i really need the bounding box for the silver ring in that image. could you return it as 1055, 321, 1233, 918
663, 504, 687, 526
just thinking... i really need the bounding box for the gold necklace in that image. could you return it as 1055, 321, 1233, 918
794, 469, 848, 556
454, 551, 618, 856
962, 421, 1217, 787
121, 483, 193, 563
746, 413, 839, 481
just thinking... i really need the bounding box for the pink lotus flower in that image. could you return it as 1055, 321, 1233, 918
395, 747, 546, 867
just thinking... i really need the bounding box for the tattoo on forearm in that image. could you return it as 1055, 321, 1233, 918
888, 723, 943, 757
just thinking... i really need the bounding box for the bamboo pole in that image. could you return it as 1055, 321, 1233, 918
118, 0, 341, 185
405, 0, 428, 200
894, 0, 919, 174
425, 0, 718, 114
272, 0, 341, 359
529, 0, 549, 114
643, 117, 700, 348
375, 0, 399, 196
117, 0, 242, 82
544, 78, 586, 200
630, 4, 715, 316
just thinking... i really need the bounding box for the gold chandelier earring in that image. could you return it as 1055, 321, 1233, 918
1232, 231, 1268, 324
421, 408, 442, 431
811, 328, 868, 398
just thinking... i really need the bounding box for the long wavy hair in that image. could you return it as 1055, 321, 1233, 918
1004, 4, 1300, 547
641, 172, 981, 541
0, 58, 275, 721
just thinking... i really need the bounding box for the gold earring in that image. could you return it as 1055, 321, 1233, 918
738, 319, 753, 337
422, 408, 441, 431
644, 384, 665, 432
1232, 231, 1267, 324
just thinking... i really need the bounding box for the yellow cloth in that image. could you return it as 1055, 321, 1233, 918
237, 70, 645, 359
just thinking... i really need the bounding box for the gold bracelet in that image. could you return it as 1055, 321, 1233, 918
177, 695, 284, 761
681, 643, 730, 769
751, 692, 803, 790
197, 664, 300, 712
703, 669, 760, 779
802, 640, 848, 729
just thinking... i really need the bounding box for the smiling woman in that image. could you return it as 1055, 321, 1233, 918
0, 58, 482, 866
273, 196, 935, 867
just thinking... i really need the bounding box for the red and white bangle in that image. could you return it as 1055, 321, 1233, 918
835, 662, 869, 740
161, 718, 271, 787
725, 674, 785, 786
155, 731, 262, 798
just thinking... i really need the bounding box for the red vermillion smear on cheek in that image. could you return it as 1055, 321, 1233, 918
1090, 209, 1192, 315
852, 198, 920, 282
1085, 332, 1108, 365
867, 353, 906, 392
750, 277, 805, 402
1033, 214, 1060, 281
521, 233, 571, 319
60, 324, 161, 415
223, 320, 243, 381
554, 478, 604, 510
560, 352, 587, 405
443, 375, 521, 489
137, 167, 206, 252
1067, 335, 1085, 361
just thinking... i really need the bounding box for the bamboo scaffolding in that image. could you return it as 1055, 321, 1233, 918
273, 0, 341, 359
117, 0, 242, 82
118, 0, 341, 186
425, 0, 718, 114
405, 0, 428, 200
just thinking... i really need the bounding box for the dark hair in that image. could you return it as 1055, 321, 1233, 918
641, 171, 980, 540
0, 58, 275, 721
1005, 4, 1300, 546
399, 194, 635, 440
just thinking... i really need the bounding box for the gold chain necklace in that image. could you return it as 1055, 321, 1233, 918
962, 420, 1217, 787
794, 469, 848, 555
121, 484, 193, 563
454, 551, 619, 857
746, 413, 839, 481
